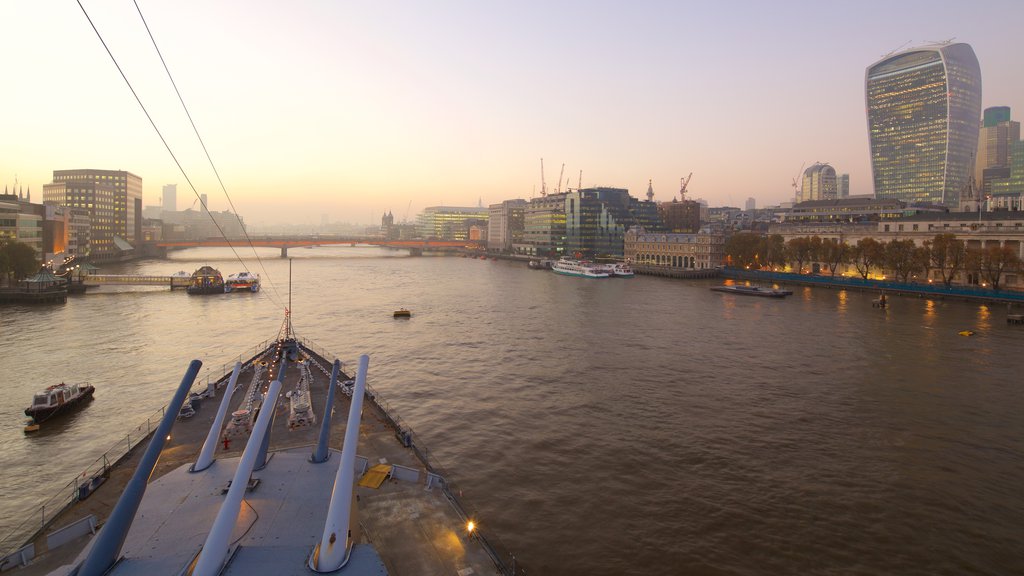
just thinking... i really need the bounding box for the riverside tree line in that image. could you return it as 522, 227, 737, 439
724, 233, 1023, 291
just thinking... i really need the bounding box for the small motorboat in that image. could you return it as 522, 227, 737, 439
24, 382, 95, 431
393, 309, 412, 318
958, 330, 975, 337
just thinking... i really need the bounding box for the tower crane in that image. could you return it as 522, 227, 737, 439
679, 173, 692, 201
557, 163, 565, 194
791, 162, 806, 203
540, 158, 547, 196
578, 170, 583, 191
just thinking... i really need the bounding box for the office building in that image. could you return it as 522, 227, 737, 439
976, 107, 1021, 195
658, 199, 702, 233
745, 197, 756, 211
800, 163, 838, 202
624, 225, 725, 270
162, 184, 177, 213
487, 199, 526, 253
865, 43, 982, 206
837, 174, 850, 198
416, 206, 488, 241
44, 169, 143, 257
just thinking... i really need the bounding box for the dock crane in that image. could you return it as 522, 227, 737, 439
679, 173, 692, 201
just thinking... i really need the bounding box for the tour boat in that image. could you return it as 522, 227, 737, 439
393, 308, 412, 318
551, 259, 611, 278
224, 271, 261, 293
608, 262, 635, 278
24, 382, 95, 427
186, 266, 225, 295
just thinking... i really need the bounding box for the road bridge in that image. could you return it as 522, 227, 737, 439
155, 238, 481, 258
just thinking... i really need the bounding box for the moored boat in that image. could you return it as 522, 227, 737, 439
710, 284, 791, 298
186, 266, 224, 295
224, 271, 261, 293
608, 262, 635, 278
24, 382, 95, 427
551, 258, 610, 278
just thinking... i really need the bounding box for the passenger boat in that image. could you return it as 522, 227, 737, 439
551, 258, 610, 278
24, 382, 95, 427
608, 262, 635, 278
186, 266, 225, 295
5, 315, 517, 575
710, 284, 791, 298
393, 308, 411, 318
224, 271, 261, 293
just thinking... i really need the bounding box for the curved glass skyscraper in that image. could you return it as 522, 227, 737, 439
865, 43, 982, 206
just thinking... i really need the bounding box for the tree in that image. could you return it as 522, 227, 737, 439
884, 239, 920, 283
913, 246, 932, 283
764, 234, 786, 270
978, 245, 1021, 290
724, 232, 763, 268
0, 240, 39, 283
785, 237, 813, 274
851, 237, 884, 280
819, 238, 849, 277
928, 234, 967, 287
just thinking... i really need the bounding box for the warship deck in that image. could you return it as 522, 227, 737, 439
7, 343, 501, 576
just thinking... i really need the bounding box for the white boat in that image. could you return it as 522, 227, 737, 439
608, 262, 635, 278
551, 259, 610, 278
224, 271, 261, 293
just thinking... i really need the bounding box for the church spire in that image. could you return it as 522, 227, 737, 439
646, 179, 654, 202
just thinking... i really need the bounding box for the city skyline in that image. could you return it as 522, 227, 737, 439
2, 1, 1023, 225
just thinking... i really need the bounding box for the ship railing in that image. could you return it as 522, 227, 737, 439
0, 404, 167, 560
295, 335, 526, 576
0, 338, 287, 561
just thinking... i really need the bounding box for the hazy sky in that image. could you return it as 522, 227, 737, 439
2, 1, 1023, 225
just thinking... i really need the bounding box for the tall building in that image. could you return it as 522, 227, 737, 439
565, 187, 661, 258
162, 184, 177, 213
989, 140, 1024, 209
45, 169, 142, 257
658, 199, 702, 233
865, 43, 982, 206
976, 106, 1021, 194
837, 174, 850, 198
800, 163, 837, 202
487, 199, 526, 253
745, 197, 756, 211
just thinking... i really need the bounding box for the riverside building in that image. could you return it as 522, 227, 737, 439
487, 199, 526, 253
43, 169, 143, 259
416, 206, 489, 241
624, 225, 725, 270
865, 43, 982, 207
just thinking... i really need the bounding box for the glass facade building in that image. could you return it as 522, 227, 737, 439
415, 206, 489, 240
45, 169, 143, 257
865, 43, 982, 207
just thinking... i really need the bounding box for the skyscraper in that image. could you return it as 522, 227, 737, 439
162, 184, 177, 212
976, 106, 1020, 194
837, 174, 850, 198
865, 43, 982, 206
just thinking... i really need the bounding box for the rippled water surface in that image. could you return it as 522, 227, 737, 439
2, 248, 1023, 575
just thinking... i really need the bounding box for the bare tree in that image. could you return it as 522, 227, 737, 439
851, 237, 884, 280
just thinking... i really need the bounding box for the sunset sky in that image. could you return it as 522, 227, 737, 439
2, 1, 1023, 225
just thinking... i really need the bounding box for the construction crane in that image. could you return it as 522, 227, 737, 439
791, 162, 806, 203
679, 173, 692, 201
404, 200, 412, 223
556, 163, 565, 194
540, 158, 547, 196
578, 170, 583, 191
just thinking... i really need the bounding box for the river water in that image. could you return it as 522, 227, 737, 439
1, 248, 1022, 575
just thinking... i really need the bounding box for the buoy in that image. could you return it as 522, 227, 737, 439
958, 330, 975, 337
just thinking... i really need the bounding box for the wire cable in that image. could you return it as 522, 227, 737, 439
131, 0, 285, 307
75, 0, 285, 310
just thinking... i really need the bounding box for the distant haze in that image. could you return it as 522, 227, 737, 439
2, 1, 1022, 225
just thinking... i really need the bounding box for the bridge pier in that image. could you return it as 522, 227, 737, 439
280, 246, 288, 258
